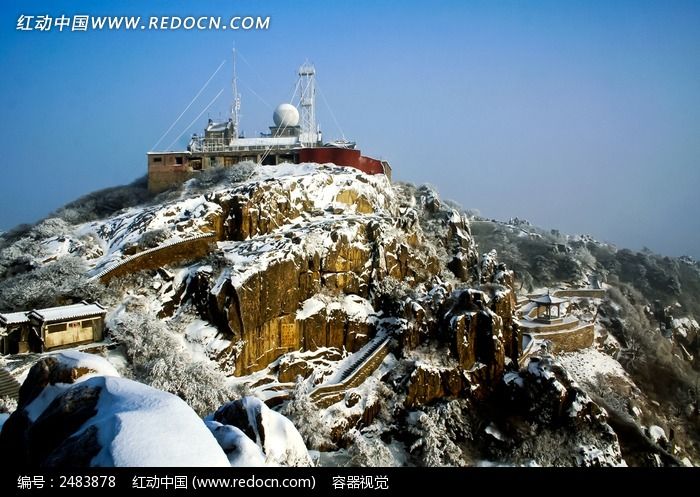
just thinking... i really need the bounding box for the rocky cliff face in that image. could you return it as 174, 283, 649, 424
2, 162, 512, 383
7, 163, 620, 467
156, 166, 487, 376
3, 163, 698, 467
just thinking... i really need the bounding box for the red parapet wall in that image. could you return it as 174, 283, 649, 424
357, 155, 385, 175
299, 147, 360, 167
299, 148, 386, 176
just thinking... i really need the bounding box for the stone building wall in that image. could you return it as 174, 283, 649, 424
530, 323, 595, 353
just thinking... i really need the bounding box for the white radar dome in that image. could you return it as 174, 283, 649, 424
273, 103, 300, 127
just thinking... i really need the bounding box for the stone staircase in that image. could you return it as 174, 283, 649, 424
0, 368, 20, 400
260, 335, 391, 409
309, 336, 391, 408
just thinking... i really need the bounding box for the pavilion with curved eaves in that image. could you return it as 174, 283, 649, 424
531, 293, 568, 323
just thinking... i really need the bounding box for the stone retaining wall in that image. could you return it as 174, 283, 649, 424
93, 233, 216, 283
519, 318, 582, 333
553, 289, 606, 299
529, 323, 595, 353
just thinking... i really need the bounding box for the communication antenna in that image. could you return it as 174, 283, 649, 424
296, 61, 317, 146
231, 46, 241, 140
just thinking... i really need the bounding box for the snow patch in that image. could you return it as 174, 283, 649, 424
485, 423, 505, 442
648, 425, 667, 444
296, 294, 376, 323
184, 319, 231, 360
296, 297, 327, 321
557, 348, 629, 386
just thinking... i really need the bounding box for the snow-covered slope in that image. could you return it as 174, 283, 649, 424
3, 163, 696, 467
27, 164, 396, 276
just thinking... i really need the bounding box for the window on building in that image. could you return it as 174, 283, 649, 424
68, 321, 81, 329
175, 156, 184, 165
152, 157, 163, 163
48, 323, 67, 333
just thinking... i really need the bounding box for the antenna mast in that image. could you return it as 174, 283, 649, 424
297, 61, 317, 147
231, 47, 241, 140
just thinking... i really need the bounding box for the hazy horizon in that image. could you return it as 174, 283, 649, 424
1, 0, 699, 259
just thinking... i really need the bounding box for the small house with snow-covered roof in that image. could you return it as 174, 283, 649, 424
0, 301, 106, 354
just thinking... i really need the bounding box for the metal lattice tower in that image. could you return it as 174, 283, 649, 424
231, 47, 241, 141
296, 62, 317, 146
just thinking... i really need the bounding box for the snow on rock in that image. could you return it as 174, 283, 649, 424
480, 249, 498, 275
503, 356, 625, 466
503, 371, 524, 388
506, 356, 605, 425
526, 356, 558, 382
249, 163, 394, 214
215, 216, 373, 292
201, 165, 426, 376
22, 351, 119, 422
671, 317, 699, 339
89, 376, 229, 467
2, 352, 229, 467
322, 356, 395, 438
184, 319, 232, 361
557, 348, 630, 386
297, 294, 376, 322
296, 296, 327, 321
12, 164, 397, 277
210, 397, 311, 466
205, 420, 266, 466
577, 444, 627, 467
77, 194, 222, 272
51, 350, 119, 377
648, 425, 668, 445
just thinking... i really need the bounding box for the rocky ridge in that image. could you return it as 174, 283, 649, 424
2, 163, 685, 466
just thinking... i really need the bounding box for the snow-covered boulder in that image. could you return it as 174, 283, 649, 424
209, 397, 311, 466
18, 350, 119, 421
205, 420, 266, 466
0, 352, 229, 467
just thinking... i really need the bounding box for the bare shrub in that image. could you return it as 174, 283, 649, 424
52, 176, 150, 224
0, 256, 101, 310
137, 229, 169, 250
188, 163, 255, 193
280, 377, 334, 450
108, 304, 233, 416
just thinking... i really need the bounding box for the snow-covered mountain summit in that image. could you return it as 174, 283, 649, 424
1, 163, 698, 467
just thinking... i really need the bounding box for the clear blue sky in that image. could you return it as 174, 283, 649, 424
1, 0, 699, 258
